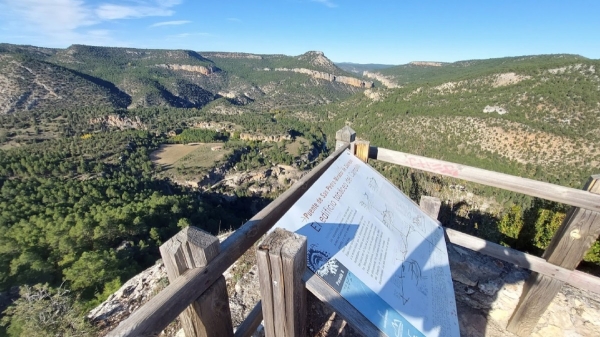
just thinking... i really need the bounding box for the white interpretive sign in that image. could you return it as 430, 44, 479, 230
273, 149, 459, 337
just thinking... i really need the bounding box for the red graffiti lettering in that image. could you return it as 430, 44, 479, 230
407, 157, 460, 177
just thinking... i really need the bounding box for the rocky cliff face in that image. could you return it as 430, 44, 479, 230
157, 64, 217, 75
410, 61, 444, 67
272, 67, 374, 88
201, 52, 263, 60
363, 71, 401, 88
89, 114, 146, 130
297, 51, 338, 73
448, 243, 600, 337
238, 133, 292, 142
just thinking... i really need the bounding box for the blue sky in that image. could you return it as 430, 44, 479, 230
0, 0, 599, 64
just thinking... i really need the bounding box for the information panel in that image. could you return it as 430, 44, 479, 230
273, 150, 459, 337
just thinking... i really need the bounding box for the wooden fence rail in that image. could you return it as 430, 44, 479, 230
107, 144, 349, 337
107, 127, 600, 337
365, 142, 600, 337
372, 147, 600, 212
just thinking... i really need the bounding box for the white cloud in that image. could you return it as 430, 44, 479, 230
1, 0, 96, 33
150, 20, 191, 28
311, 0, 337, 8
0, 0, 184, 46
227, 18, 242, 23
96, 4, 173, 20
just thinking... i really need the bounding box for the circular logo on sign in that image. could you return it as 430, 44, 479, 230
307, 248, 329, 273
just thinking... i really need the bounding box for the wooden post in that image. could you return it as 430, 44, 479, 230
108, 145, 348, 337
507, 175, 600, 336
419, 196, 442, 219
159, 227, 234, 337
335, 126, 356, 152
257, 228, 307, 337
355, 140, 370, 163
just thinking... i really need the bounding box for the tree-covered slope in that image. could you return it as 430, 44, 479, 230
0, 52, 130, 115
307, 54, 600, 188
377, 54, 587, 85
0, 44, 370, 115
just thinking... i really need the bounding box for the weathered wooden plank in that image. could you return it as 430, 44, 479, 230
233, 301, 262, 337
443, 227, 600, 294
373, 147, 600, 212
418, 194, 600, 293
281, 233, 307, 337
256, 247, 275, 337
257, 228, 307, 337
506, 273, 563, 336
419, 196, 442, 219
159, 227, 233, 337
507, 175, 600, 336
543, 175, 600, 267
303, 270, 384, 337
107, 144, 349, 337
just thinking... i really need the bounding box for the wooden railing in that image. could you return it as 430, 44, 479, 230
107, 127, 600, 337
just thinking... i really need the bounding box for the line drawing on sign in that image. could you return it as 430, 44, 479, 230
412, 214, 425, 233
392, 319, 404, 337
367, 176, 379, 192
406, 259, 424, 285
392, 259, 425, 305
360, 192, 375, 211
396, 225, 414, 262
380, 205, 394, 230
410, 216, 444, 255
378, 309, 388, 329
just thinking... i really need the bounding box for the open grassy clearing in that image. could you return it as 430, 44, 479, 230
151, 143, 208, 166
177, 143, 230, 168
284, 137, 309, 156
151, 143, 231, 179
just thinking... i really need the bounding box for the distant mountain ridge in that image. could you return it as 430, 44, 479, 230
335, 62, 396, 74
0, 44, 370, 114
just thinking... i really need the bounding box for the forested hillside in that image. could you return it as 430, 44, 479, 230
1, 44, 599, 335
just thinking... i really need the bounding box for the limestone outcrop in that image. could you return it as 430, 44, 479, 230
89, 114, 146, 130
410, 61, 443, 67
272, 67, 374, 88
157, 64, 216, 75
238, 133, 292, 142
483, 105, 508, 115
363, 71, 401, 88
201, 52, 263, 60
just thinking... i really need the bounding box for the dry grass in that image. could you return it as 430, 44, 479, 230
150, 143, 206, 166
385, 116, 600, 169
285, 137, 309, 156
151, 142, 231, 180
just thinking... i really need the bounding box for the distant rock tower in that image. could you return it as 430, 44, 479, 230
335, 126, 356, 150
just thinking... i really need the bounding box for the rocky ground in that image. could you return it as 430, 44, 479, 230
89, 232, 600, 337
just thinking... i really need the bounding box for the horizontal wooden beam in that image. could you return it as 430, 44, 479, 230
107, 145, 349, 337
372, 147, 600, 212
233, 301, 262, 337
444, 227, 600, 294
